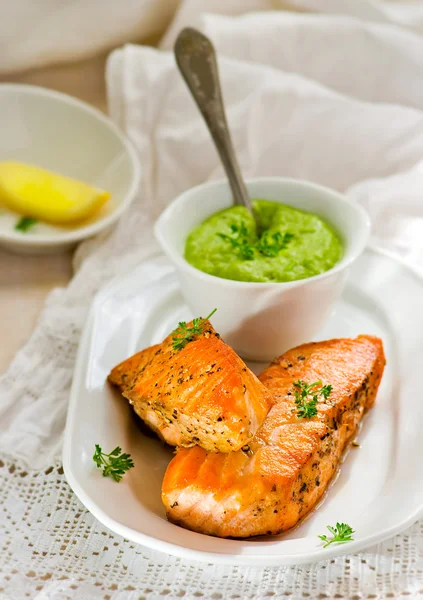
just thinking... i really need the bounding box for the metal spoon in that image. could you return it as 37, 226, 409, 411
174, 27, 256, 222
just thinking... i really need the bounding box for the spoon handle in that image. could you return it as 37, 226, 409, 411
174, 27, 253, 214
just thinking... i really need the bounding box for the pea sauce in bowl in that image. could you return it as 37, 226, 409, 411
154, 177, 370, 361
185, 200, 343, 283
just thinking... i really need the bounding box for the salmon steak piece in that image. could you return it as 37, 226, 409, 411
162, 335, 385, 538
108, 319, 274, 453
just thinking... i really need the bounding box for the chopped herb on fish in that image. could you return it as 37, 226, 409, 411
293, 380, 332, 419
172, 308, 217, 351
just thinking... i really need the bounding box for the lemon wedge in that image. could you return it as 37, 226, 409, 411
0, 161, 110, 224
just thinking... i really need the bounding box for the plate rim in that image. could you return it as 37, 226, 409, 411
63, 245, 423, 566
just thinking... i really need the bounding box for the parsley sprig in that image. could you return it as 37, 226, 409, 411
218, 221, 294, 260
172, 308, 217, 351
218, 222, 254, 260
256, 231, 294, 257
318, 522, 355, 548
15, 216, 37, 232
93, 445, 134, 482
292, 380, 332, 419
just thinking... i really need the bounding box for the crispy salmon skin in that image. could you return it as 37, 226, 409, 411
162, 335, 385, 538
108, 320, 274, 453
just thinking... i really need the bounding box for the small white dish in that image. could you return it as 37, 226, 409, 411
0, 84, 141, 254
63, 247, 423, 566
154, 178, 370, 361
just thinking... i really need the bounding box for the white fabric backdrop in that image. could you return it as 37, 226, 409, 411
3, 0, 422, 75
1, 1, 423, 599
0, 0, 180, 75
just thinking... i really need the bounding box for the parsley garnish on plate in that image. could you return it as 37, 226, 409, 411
292, 380, 332, 419
172, 308, 217, 351
93, 445, 134, 482
15, 216, 37, 232
218, 222, 254, 260
318, 522, 355, 548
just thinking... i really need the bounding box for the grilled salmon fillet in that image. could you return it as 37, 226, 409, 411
108, 344, 160, 392
108, 320, 274, 452
162, 335, 385, 538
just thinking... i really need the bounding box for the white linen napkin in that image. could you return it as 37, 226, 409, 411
1, 3, 423, 599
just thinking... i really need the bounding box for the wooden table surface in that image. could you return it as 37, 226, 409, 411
0, 54, 108, 373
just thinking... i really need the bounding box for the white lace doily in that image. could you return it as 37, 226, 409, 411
1, 456, 422, 599
2, 2, 423, 598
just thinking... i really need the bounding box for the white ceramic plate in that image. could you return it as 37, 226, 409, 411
63, 247, 423, 566
0, 84, 140, 254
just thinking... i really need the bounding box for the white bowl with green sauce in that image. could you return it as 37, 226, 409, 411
155, 178, 370, 361
185, 200, 343, 284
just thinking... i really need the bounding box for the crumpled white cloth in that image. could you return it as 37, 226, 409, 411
0, 0, 180, 75
161, 0, 423, 47
1, 2, 423, 599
